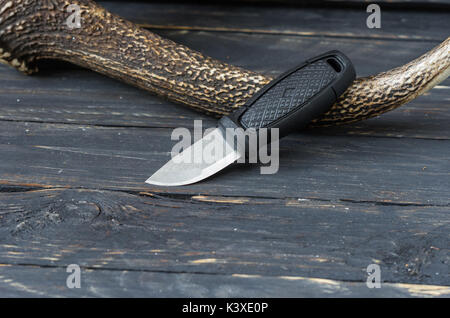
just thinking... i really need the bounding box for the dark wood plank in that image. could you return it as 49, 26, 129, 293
99, 1, 450, 41
0, 188, 448, 295
0, 121, 448, 204
103, 0, 450, 10
1, 265, 449, 297
325, 0, 450, 6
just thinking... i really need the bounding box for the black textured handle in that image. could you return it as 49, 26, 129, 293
220, 51, 355, 139
240, 59, 340, 128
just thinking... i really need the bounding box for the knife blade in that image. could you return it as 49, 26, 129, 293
146, 50, 356, 186
145, 127, 241, 186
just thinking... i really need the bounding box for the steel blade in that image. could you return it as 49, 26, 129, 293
146, 128, 241, 186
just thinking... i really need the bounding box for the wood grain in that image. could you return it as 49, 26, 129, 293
0, 120, 449, 205
0, 188, 448, 294
1, 265, 449, 297
101, 1, 450, 42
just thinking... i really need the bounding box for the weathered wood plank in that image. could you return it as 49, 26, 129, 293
0, 188, 448, 290
325, 0, 450, 6
0, 121, 448, 204
99, 1, 450, 41
1, 265, 449, 297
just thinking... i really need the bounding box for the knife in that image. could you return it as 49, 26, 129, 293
146, 51, 356, 186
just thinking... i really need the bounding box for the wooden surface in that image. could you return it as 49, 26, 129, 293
0, 1, 449, 297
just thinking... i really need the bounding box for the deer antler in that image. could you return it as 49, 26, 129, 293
1, 0, 449, 126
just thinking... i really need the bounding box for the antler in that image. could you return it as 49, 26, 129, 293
1, 0, 449, 126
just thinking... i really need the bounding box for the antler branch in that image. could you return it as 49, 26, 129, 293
1, 0, 449, 126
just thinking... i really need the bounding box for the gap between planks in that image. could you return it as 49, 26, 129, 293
0, 117, 449, 141
0, 184, 448, 208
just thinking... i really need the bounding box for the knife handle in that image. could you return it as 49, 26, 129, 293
219, 51, 355, 138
